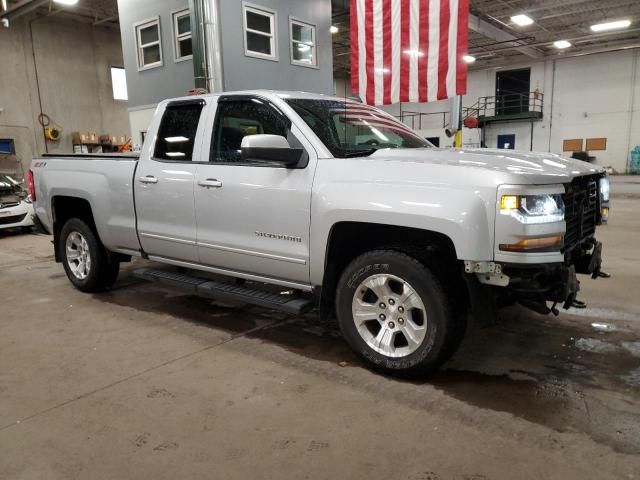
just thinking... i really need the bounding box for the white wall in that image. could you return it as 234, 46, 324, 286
128, 107, 156, 148
0, 16, 130, 179
339, 49, 640, 172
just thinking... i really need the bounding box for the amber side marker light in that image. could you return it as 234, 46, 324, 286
500, 195, 519, 210
499, 235, 563, 253
601, 207, 609, 224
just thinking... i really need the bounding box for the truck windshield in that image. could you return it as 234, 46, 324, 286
285, 99, 432, 158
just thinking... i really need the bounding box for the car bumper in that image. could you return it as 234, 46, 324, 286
0, 202, 35, 229
504, 239, 603, 309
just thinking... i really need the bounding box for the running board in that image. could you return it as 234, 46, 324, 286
133, 267, 314, 315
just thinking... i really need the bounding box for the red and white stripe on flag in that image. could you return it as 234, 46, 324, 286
350, 0, 469, 105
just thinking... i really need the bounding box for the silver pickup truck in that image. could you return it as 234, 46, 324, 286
30, 90, 610, 375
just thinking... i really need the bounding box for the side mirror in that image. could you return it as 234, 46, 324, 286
240, 134, 304, 168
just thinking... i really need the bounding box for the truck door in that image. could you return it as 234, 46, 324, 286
193, 95, 316, 285
135, 99, 207, 262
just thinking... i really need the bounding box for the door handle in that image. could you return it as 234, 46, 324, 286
139, 175, 158, 184
198, 179, 223, 188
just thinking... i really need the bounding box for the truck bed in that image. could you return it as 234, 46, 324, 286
32, 154, 141, 256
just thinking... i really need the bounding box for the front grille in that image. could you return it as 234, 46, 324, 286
0, 213, 27, 225
0, 193, 20, 209
562, 175, 599, 252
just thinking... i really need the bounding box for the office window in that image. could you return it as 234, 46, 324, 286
173, 9, 192, 61
135, 17, 163, 70
110, 67, 128, 101
242, 3, 277, 60
290, 19, 316, 67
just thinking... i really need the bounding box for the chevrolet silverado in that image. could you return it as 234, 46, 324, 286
30, 90, 610, 375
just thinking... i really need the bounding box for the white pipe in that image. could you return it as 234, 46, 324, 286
202, 0, 224, 92
625, 50, 638, 173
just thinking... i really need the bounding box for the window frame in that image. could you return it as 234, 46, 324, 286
289, 17, 318, 68
172, 8, 193, 62
134, 16, 163, 71
242, 2, 278, 62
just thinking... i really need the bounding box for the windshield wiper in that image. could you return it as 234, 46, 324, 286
340, 148, 378, 158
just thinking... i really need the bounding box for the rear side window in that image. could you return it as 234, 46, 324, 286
154, 102, 204, 161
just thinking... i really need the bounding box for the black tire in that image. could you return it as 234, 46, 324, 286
335, 249, 462, 377
59, 218, 120, 293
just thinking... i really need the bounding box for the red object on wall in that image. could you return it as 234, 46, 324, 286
464, 116, 479, 128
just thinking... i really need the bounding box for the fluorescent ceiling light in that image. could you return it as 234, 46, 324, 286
165, 152, 186, 157
511, 14, 534, 26
165, 136, 189, 143
53, 0, 79, 5
330, 25, 339, 34
553, 40, 571, 49
590, 19, 631, 32
463, 55, 476, 63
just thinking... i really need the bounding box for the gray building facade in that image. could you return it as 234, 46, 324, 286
117, 0, 334, 144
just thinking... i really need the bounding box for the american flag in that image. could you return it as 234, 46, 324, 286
350, 0, 470, 105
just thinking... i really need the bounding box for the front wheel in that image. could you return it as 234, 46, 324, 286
336, 250, 462, 376
59, 218, 119, 292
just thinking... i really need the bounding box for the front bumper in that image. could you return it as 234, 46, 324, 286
0, 202, 35, 229
504, 238, 603, 311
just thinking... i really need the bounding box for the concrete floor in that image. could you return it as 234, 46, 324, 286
1, 188, 639, 479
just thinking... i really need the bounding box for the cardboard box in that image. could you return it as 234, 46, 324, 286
71, 131, 89, 144
99, 134, 111, 144
72, 131, 99, 144
111, 135, 128, 146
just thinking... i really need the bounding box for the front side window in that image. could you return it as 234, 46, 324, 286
173, 9, 192, 60
154, 102, 204, 161
135, 17, 163, 70
286, 99, 432, 158
243, 3, 277, 60
290, 19, 316, 67
211, 99, 290, 163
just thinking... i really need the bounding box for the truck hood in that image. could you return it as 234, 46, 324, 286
367, 147, 604, 185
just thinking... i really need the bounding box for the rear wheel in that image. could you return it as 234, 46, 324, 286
336, 250, 462, 376
60, 218, 119, 292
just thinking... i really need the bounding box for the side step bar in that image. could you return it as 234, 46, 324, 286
133, 268, 314, 315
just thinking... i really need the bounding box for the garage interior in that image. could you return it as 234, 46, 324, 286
1, 0, 640, 479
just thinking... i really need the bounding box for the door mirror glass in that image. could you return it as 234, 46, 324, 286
240, 134, 303, 167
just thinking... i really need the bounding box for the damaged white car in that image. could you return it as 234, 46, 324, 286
0, 174, 34, 232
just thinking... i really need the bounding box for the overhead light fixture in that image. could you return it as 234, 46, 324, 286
330, 25, 339, 34
590, 19, 631, 32
511, 14, 534, 26
553, 40, 571, 49
463, 55, 476, 63
53, 0, 79, 5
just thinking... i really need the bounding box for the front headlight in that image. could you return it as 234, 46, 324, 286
500, 194, 564, 224
599, 176, 610, 203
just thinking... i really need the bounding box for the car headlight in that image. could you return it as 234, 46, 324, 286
599, 176, 610, 203
500, 194, 564, 224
